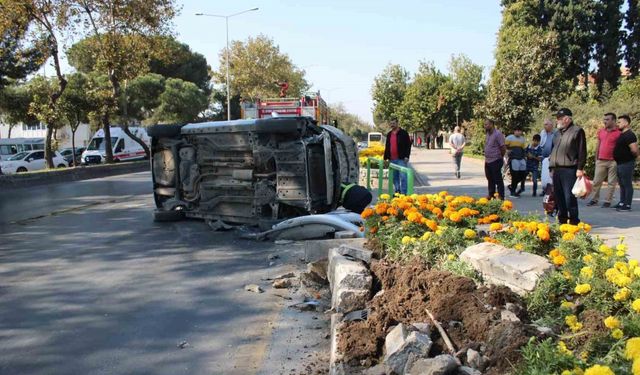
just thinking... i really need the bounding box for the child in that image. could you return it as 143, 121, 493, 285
525, 134, 543, 196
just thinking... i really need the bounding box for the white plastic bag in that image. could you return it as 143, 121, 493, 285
572, 176, 593, 199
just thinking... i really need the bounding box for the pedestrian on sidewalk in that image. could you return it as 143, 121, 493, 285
539, 119, 557, 190
549, 108, 587, 225
613, 115, 638, 212
383, 118, 412, 195
483, 119, 506, 199
525, 134, 543, 196
587, 113, 621, 208
449, 126, 466, 179
505, 126, 527, 197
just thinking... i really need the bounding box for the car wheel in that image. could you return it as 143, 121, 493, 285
57, 164, 66, 168
16, 167, 27, 173
146, 124, 183, 138
153, 209, 185, 222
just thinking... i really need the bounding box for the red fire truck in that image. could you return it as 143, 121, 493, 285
240, 92, 329, 124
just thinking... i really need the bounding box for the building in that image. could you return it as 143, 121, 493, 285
0, 123, 94, 149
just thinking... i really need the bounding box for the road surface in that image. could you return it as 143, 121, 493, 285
0, 172, 328, 375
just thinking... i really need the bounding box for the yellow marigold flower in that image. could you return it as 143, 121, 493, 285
614, 288, 631, 301
565, 314, 578, 326
631, 259, 639, 269
571, 322, 583, 332
579, 352, 589, 362
617, 243, 628, 252
515, 243, 524, 251
553, 255, 567, 266
562, 232, 576, 241
612, 328, 624, 339
635, 268, 640, 278
561, 300, 575, 309
580, 267, 593, 279
633, 299, 640, 313
575, 283, 592, 295
584, 364, 614, 375
449, 212, 462, 223
447, 254, 456, 261
614, 275, 632, 287
477, 197, 488, 205
502, 200, 513, 210
604, 316, 621, 329
401, 236, 412, 245
463, 229, 476, 239
549, 249, 561, 258
421, 232, 432, 241
583, 223, 592, 232
633, 358, 640, 375
616, 261, 630, 275
537, 229, 551, 241
379, 193, 390, 200
625, 337, 640, 360
617, 250, 627, 257
438, 191, 448, 197
557, 340, 573, 356
563, 270, 573, 280
600, 244, 613, 256
489, 223, 503, 232
583, 254, 594, 263
435, 229, 443, 236
562, 371, 572, 375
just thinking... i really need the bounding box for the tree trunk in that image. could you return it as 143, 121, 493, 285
121, 125, 150, 158
45, 125, 54, 168
102, 113, 114, 163
8, 124, 13, 138
71, 123, 77, 167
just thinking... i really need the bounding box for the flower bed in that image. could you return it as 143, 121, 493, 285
359, 191, 640, 374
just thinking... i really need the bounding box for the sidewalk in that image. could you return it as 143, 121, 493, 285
408, 148, 640, 260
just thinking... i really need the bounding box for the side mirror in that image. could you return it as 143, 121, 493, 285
26, 158, 33, 162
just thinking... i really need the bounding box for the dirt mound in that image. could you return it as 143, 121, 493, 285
337, 258, 531, 374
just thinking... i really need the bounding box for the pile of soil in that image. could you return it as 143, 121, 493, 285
337, 258, 533, 374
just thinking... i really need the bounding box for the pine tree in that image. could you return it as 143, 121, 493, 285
594, 0, 625, 90
626, 0, 640, 77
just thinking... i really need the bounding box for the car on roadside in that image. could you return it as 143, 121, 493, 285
357, 141, 368, 150
148, 116, 359, 226
59, 147, 86, 166
0, 150, 68, 174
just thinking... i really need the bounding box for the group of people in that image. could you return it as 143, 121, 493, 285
484, 108, 638, 225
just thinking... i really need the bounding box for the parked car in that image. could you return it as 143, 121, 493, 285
0, 150, 68, 174
59, 147, 86, 166
148, 117, 359, 225
357, 141, 368, 150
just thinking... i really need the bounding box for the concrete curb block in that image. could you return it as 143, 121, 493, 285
0, 161, 149, 190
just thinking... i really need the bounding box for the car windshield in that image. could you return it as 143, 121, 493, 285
60, 149, 72, 156
88, 137, 118, 151
7, 152, 28, 161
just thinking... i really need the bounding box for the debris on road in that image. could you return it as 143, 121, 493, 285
177, 341, 189, 349
244, 284, 264, 293
272, 278, 292, 289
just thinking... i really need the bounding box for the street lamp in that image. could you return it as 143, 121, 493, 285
196, 7, 259, 121
455, 108, 460, 128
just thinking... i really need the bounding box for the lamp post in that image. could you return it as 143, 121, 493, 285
455, 108, 460, 128
196, 8, 259, 121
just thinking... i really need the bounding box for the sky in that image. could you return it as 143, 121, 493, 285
173, 0, 503, 124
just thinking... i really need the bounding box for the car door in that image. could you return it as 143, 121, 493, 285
28, 151, 46, 171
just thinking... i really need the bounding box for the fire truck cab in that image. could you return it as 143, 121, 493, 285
240, 92, 329, 124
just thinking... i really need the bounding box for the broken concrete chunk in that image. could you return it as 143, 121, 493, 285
363, 363, 393, 375
411, 323, 432, 335
304, 238, 367, 262
500, 309, 520, 323
330, 313, 345, 374
335, 244, 373, 264
328, 248, 372, 313
272, 278, 292, 289
460, 243, 554, 295
307, 259, 328, 281
244, 284, 264, 293
384, 323, 433, 375
457, 366, 482, 375
465, 349, 485, 371
335, 230, 358, 239
405, 354, 458, 375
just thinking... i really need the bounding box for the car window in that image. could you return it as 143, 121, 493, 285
8, 152, 28, 160
30, 151, 45, 160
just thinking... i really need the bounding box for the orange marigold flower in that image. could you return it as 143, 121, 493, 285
361, 208, 374, 219
489, 223, 503, 232
375, 203, 388, 215
449, 212, 462, 223
537, 229, 551, 242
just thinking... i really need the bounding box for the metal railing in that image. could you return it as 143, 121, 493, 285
365, 157, 414, 195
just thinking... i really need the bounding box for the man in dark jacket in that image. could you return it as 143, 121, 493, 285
383, 119, 412, 194
549, 108, 587, 225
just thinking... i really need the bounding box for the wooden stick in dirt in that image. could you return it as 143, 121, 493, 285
425, 308, 456, 355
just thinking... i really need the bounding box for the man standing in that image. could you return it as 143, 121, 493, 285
483, 119, 506, 199
549, 108, 587, 225
539, 119, 556, 189
613, 115, 638, 212
505, 126, 527, 197
383, 119, 412, 195
587, 113, 621, 207
449, 126, 466, 179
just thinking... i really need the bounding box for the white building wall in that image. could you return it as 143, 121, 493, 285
0, 123, 93, 149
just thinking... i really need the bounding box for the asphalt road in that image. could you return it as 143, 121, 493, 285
0, 172, 329, 375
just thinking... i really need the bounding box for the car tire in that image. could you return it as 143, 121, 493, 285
16, 167, 27, 173
153, 209, 185, 222
146, 124, 183, 138
57, 164, 66, 168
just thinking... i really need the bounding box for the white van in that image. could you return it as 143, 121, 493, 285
81, 127, 150, 164
0, 138, 45, 161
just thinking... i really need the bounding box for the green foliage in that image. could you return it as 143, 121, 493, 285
399, 62, 450, 134
0, 13, 45, 88
594, 0, 625, 91
440, 259, 482, 283
371, 63, 409, 126
0, 83, 37, 133
626, 0, 640, 78
123, 73, 166, 124
148, 36, 211, 93
59, 73, 91, 130
328, 103, 372, 139
153, 78, 208, 124
518, 338, 578, 375
483, 2, 568, 133
525, 271, 571, 325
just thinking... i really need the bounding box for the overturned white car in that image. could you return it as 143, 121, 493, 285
148, 117, 364, 227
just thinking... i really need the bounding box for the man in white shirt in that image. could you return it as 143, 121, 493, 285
449, 126, 466, 179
